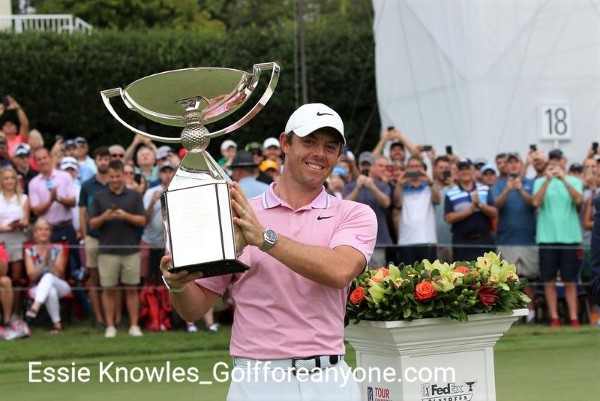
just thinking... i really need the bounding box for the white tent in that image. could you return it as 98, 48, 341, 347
372, 0, 600, 165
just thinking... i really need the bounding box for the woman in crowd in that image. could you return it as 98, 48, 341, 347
24, 219, 71, 333
123, 162, 147, 196
0, 166, 30, 317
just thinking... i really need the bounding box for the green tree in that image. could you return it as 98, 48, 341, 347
34, 0, 226, 32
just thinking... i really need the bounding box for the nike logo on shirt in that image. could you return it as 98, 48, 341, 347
317, 215, 334, 220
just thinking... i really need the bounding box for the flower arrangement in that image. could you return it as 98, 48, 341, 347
346, 252, 531, 323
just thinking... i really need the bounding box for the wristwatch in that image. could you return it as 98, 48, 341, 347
259, 228, 279, 252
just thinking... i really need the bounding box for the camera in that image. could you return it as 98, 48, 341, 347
1, 96, 9, 108
422, 145, 433, 152
406, 170, 421, 179
445, 145, 453, 155
529, 144, 537, 152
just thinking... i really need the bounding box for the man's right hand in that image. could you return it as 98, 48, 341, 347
159, 254, 204, 292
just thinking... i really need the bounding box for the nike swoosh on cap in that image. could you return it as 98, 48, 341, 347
316, 112, 333, 116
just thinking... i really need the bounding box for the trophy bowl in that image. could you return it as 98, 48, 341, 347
101, 63, 280, 277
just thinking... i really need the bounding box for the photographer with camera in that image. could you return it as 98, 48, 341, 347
393, 156, 440, 265
532, 149, 583, 328
491, 153, 537, 322
344, 151, 392, 267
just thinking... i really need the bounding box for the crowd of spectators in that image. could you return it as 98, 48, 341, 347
0, 97, 598, 339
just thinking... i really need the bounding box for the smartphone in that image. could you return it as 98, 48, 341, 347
1, 96, 8, 108
134, 173, 142, 184
509, 173, 519, 178
387, 126, 395, 131
361, 169, 369, 176
109, 204, 118, 210
422, 145, 433, 152
445, 145, 453, 155
443, 170, 451, 180
529, 144, 537, 152
593, 142, 598, 152
406, 171, 421, 179
55, 135, 63, 142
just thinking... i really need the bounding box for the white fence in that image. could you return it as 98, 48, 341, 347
0, 14, 92, 34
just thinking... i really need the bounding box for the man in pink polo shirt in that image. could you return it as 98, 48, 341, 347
160, 103, 377, 401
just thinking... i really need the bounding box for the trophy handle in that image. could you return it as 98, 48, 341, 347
207, 62, 280, 139
100, 87, 181, 144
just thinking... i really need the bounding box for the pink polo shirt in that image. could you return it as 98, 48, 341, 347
28, 169, 76, 225
197, 184, 377, 359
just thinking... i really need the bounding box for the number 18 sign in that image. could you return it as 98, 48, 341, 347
539, 104, 571, 141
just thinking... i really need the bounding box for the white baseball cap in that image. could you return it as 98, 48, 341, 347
220, 139, 237, 152
284, 103, 345, 145
60, 156, 79, 171
262, 137, 280, 149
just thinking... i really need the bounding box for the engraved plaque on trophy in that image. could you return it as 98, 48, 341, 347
101, 63, 280, 277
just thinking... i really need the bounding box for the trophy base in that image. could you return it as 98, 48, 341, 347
168, 258, 249, 278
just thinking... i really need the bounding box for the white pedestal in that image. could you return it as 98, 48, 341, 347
345, 309, 527, 401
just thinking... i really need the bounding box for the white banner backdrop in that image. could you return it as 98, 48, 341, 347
372, 0, 600, 164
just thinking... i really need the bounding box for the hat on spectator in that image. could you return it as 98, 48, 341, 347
481, 163, 498, 175
156, 145, 173, 160
332, 165, 347, 179
245, 142, 263, 152
506, 152, 521, 161
220, 139, 237, 152
230, 150, 257, 168
63, 139, 76, 148
358, 151, 375, 166
14, 143, 31, 157
569, 163, 583, 173
74, 136, 87, 144
474, 157, 487, 168
549, 149, 564, 159
263, 137, 281, 149
60, 156, 79, 171
159, 162, 176, 172
284, 103, 345, 145
259, 159, 278, 172
457, 157, 473, 168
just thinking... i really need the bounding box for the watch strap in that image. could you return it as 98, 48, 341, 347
162, 275, 186, 293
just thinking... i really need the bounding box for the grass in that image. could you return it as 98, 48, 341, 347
1, 322, 600, 400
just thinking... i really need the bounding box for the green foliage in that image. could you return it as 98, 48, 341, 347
35, 0, 227, 31
0, 18, 379, 153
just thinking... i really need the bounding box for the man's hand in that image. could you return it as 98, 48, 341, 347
230, 182, 264, 248
159, 254, 204, 292
471, 190, 480, 208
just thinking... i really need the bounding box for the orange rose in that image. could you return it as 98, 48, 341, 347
452, 266, 471, 275
414, 281, 437, 301
350, 287, 366, 305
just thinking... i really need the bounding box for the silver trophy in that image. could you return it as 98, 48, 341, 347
101, 63, 280, 277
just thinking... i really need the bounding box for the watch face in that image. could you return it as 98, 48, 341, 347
265, 229, 278, 243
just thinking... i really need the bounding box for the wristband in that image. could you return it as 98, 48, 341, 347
162, 275, 186, 293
